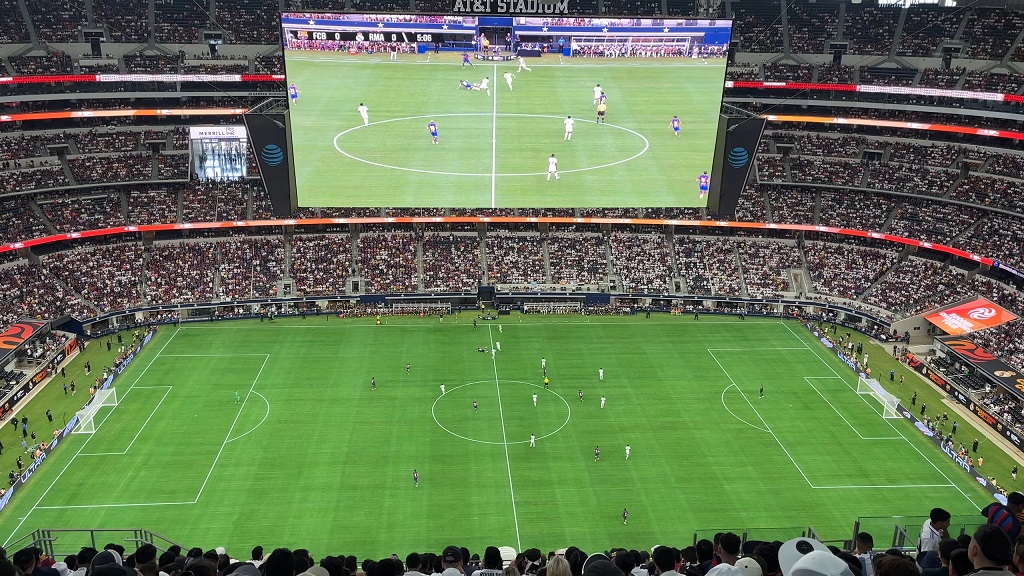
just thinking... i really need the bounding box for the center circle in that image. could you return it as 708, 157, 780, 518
333, 113, 650, 177
431, 380, 571, 445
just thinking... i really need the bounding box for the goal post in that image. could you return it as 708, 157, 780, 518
73, 388, 119, 434
856, 377, 900, 419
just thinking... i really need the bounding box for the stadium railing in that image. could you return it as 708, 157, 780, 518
6, 527, 185, 559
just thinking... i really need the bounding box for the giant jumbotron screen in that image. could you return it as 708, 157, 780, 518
281, 13, 732, 208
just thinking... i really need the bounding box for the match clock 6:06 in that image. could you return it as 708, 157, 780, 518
287, 29, 470, 43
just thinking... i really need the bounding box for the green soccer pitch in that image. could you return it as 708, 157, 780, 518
0, 315, 1000, 557
284, 52, 726, 208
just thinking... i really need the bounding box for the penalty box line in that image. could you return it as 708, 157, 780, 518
78, 386, 173, 457
779, 321, 979, 506
4, 327, 182, 545
709, 349, 954, 491
34, 353, 271, 512
802, 377, 902, 441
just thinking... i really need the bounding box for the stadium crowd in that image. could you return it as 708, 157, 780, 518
7, 507, 1022, 576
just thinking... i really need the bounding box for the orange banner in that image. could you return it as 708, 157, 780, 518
924, 297, 1018, 335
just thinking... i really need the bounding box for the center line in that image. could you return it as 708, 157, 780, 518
491, 64, 498, 208
488, 325, 521, 549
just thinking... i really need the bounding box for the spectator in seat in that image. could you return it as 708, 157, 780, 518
853, 533, 877, 576
718, 534, 741, 568
948, 551, 973, 576
923, 540, 963, 576
473, 549, 503, 576
547, 557, 571, 576
264, 550, 297, 576
406, 554, 430, 576
12, 549, 37, 576
982, 492, 1024, 541
441, 548, 464, 576
967, 525, 1014, 575
652, 547, 681, 576
875, 555, 918, 576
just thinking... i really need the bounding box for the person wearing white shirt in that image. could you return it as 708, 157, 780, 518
517, 57, 532, 72
563, 116, 574, 140
479, 76, 490, 95
357, 103, 369, 126
503, 72, 516, 91
404, 553, 430, 576
919, 508, 951, 565
547, 154, 559, 181
593, 84, 603, 106
652, 546, 682, 576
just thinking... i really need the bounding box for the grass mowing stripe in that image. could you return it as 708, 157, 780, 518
488, 325, 522, 550
801, 377, 900, 441
491, 63, 498, 208
1, 317, 997, 555
193, 354, 270, 503
707, 348, 815, 488
2, 327, 181, 546
778, 321, 983, 507
78, 387, 173, 455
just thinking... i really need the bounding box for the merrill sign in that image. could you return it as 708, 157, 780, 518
452, 0, 569, 13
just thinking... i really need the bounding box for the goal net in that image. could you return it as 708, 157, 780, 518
73, 388, 119, 434
856, 377, 900, 419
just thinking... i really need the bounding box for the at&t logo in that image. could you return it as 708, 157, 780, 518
727, 147, 749, 169
260, 144, 285, 167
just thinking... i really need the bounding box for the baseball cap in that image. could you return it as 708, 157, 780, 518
231, 565, 261, 576
735, 558, 764, 576
92, 551, 125, 568
778, 538, 830, 576
583, 559, 621, 576
53, 562, 71, 576
442, 547, 462, 565
582, 553, 610, 575
91, 564, 136, 576
299, 567, 330, 576
789, 551, 854, 576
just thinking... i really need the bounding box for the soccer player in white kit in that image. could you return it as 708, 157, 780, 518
563, 116, 574, 140
518, 57, 532, 72
479, 76, 490, 95
599, 368, 604, 380
491, 347, 496, 359
547, 154, 559, 180
593, 84, 603, 106
503, 72, 515, 91
440, 383, 446, 395
625, 444, 631, 460
496, 341, 501, 352
601, 395, 606, 409
532, 393, 537, 407
530, 433, 536, 447
358, 103, 369, 126
541, 357, 546, 369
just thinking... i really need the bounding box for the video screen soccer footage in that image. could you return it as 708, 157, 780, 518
282, 13, 732, 208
